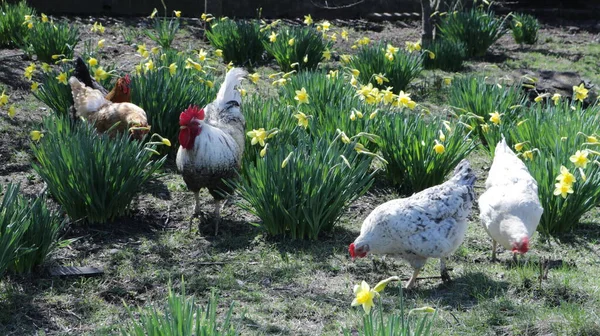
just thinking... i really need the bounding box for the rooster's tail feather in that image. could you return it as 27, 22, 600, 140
215, 68, 247, 110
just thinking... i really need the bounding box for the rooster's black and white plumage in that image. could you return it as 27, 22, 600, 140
349, 160, 476, 288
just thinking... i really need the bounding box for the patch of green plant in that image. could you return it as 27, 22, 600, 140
448, 75, 527, 151
422, 39, 467, 72
8, 188, 65, 274
0, 0, 35, 48
377, 111, 477, 193
348, 42, 422, 92
438, 7, 508, 58
0, 183, 30, 278
120, 26, 143, 45
26, 18, 80, 63
278, 70, 381, 141
121, 281, 239, 336
234, 134, 375, 240
511, 13, 539, 45
32, 62, 74, 117
31, 116, 166, 224
130, 50, 217, 148
145, 8, 180, 49
343, 279, 436, 336
503, 101, 600, 235
263, 25, 332, 72
206, 19, 266, 67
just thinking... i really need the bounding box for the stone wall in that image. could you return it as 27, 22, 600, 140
26, 0, 421, 19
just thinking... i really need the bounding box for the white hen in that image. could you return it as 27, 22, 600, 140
478, 136, 543, 261
349, 160, 476, 288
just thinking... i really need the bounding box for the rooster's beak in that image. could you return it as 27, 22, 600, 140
180, 126, 187, 130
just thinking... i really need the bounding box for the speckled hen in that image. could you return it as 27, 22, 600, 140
176, 68, 247, 235
349, 159, 476, 288
478, 136, 543, 261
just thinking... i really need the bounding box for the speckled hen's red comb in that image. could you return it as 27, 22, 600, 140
179, 105, 205, 126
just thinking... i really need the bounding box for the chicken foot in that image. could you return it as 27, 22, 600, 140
212, 199, 223, 236
491, 240, 498, 262
405, 268, 421, 289
440, 257, 451, 283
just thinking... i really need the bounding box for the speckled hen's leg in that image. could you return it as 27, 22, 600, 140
491, 240, 498, 261
406, 268, 421, 289
213, 199, 223, 236
440, 258, 451, 283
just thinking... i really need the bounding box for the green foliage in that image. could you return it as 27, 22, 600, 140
511, 13, 539, 45
27, 18, 80, 63
120, 26, 143, 45
9, 189, 65, 274
0, 0, 35, 48
145, 14, 180, 49
130, 51, 217, 148
121, 282, 239, 336
234, 135, 375, 240
348, 43, 422, 92
263, 25, 332, 72
32, 63, 73, 116
447, 76, 527, 151
31, 116, 166, 224
438, 7, 508, 58
344, 288, 436, 336
206, 19, 266, 67
377, 112, 477, 193
279, 70, 381, 140
502, 102, 600, 235
0, 183, 30, 278
422, 39, 467, 72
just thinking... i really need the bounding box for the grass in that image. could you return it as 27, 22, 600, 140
1, 16, 600, 336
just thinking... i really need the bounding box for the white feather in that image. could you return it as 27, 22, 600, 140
175, 122, 240, 173
214, 68, 247, 111
478, 137, 543, 250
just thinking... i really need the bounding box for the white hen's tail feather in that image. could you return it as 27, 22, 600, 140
68, 76, 110, 118
214, 68, 247, 110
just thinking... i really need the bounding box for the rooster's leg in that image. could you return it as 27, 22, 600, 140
189, 192, 202, 232
491, 240, 498, 262
406, 268, 421, 289
212, 199, 223, 236
440, 257, 451, 283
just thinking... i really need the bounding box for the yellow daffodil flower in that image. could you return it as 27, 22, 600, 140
215, 49, 223, 57
239, 88, 246, 96
350, 75, 358, 87
357, 37, 370, 45
93, 67, 109, 81
56, 72, 68, 85
381, 88, 394, 105
168, 63, 177, 76
260, 144, 268, 158
481, 123, 490, 133
534, 93, 550, 103
320, 20, 331, 31
88, 57, 98, 67
97, 39, 105, 48
438, 130, 446, 142
0, 91, 9, 107
428, 51, 436, 59
556, 165, 575, 185
351, 281, 376, 314
198, 49, 208, 62
149, 8, 158, 19
323, 49, 331, 60
41, 13, 49, 23
247, 128, 267, 147
554, 181, 573, 199
433, 140, 445, 154
303, 54, 309, 63
41, 62, 51, 73
7, 105, 16, 118
31, 82, 39, 92
137, 44, 147, 55
151, 46, 161, 55
374, 73, 388, 85
396, 91, 416, 109
443, 77, 452, 86
288, 38, 295, 46
30, 130, 44, 141
185, 58, 202, 71
341, 29, 349, 40
294, 87, 309, 105
294, 112, 309, 128
514, 142, 527, 152
573, 83, 588, 102
489, 111, 501, 125
248, 73, 260, 84
174, 10, 181, 17
551, 93, 561, 105
570, 150, 589, 168
329, 33, 337, 41
269, 32, 277, 42
303, 14, 313, 25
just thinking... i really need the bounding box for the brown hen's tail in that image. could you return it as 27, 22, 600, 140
73, 56, 108, 95
68, 77, 110, 118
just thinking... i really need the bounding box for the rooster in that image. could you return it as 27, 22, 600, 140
69, 76, 149, 140
349, 160, 476, 288
478, 137, 543, 261
176, 68, 247, 235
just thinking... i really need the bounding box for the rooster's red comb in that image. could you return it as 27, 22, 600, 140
179, 105, 205, 126
123, 74, 131, 84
